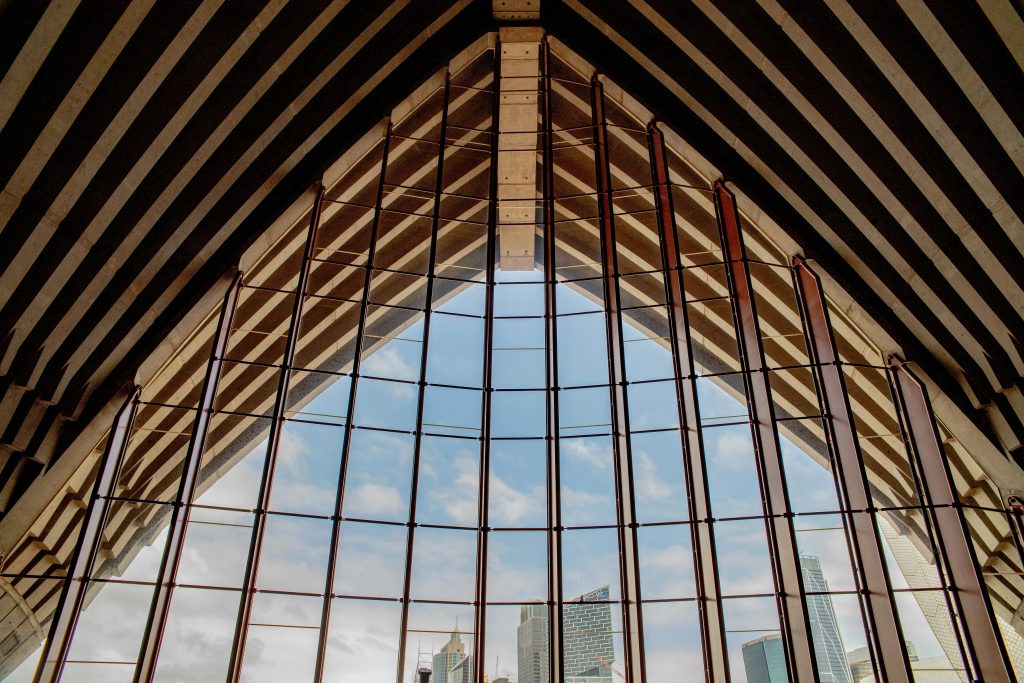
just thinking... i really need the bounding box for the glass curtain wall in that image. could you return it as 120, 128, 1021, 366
2, 38, 1015, 683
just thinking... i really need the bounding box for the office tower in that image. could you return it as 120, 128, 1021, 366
448, 654, 474, 683
431, 632, 467, 683
518, 604, 550, 683
562, 586, 615, 682
742, 634, 789, 683
742, 557, 852, 683
800, 556, 852, 683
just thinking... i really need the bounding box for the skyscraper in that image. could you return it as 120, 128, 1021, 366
431, 632, 467, 683
518, 604, 550, 683
800, 556, 852, 683
742, 556, 851, 683
742, 635, 789, 683
516, 586, 616, 682
562, 586, 615, 682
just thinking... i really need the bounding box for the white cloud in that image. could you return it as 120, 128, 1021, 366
349, 482, 405, 516
564, 438, 610, 469
362, 345, 417, 384
634, 450, 674, 500
710, 430, 752, 471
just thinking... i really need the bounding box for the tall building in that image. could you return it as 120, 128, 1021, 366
518, 604, 549, 683
742, 635, 789, 683
800, 556, 852, 683
562, 586, 615, 682
431, 632, 467, 683
742, 557, 851, 683
517, 587, 615, 682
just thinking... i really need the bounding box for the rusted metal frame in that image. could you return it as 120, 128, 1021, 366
312, 126, 393, 682
647, 124, 728, 683
591, 76, 645, 683
792, 258, 912, 683
134, 272, 244, 682
33, 387, 140, 683
713, 182, 817, 681
225, 184, 327, 683
541, 38, 565, 683
394, 72, 452, 683
887, 358, 1014, 683
472, 44, 500, 683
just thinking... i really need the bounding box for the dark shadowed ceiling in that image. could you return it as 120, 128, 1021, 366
1, 0, 1022, 515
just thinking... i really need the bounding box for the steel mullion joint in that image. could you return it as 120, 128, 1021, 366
888, 357, 1014, 683
472, 46, 501, 683
32, 387, 140, 683
592, 76, 645, 683
648, 124, 728, 683
226, 184, 327, 683
541, 38, 564, 683
792, 258, 912, 683
395, 73, 452, 683
136, 271, 244, 683
313, 125, 393, 683
713, 182, 816, 682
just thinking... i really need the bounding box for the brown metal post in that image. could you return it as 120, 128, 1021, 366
713, 181, 817, 682
395, 73, 452, 683
32, 387, 140, 683
472, 47, 499, 683
888, 356, 1015, 683
226, 184, 327, 683
135, 271, 244, 682
313, 125, 393, 682
648, 124, 729, 683
541, 38, 564, 683
792, 258, 912, 683
592, 76, 645, 683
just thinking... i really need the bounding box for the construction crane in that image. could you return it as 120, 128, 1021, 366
596, 654, 627, 680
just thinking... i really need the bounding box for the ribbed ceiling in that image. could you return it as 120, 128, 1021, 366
0, 0, 1022, 514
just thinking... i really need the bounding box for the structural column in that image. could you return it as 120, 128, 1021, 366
226, 184, 327, 683
592, 76, 645, 683
136, 271, 244, 682
313, 125, 393, 683
648, 124, 729, 683
714, 182, 816, 681
889, 357, 1015, 683
395, 73, 452, 683
792, 257, 912, 683
33, 387, 140, 683
541, 37, 564, 683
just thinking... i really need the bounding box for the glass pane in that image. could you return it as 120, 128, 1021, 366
342, 430, 414, 522
627, 380, 680, 431
427, 312, 484, 387
423, 386, 482, 437
637, 524, 695, 599
562, 529, 621, 603
724, 596, 785, 683
266, 420, 343, 516
704, 423, 762, 519
403, 603, 475, 683
334, 520, 407, 599
715, 518, 775, 597
487, 531, 548, 602
630, 430, 688, 523
562, 594, 624, 681
489, 439, 547, 529
323, 599, 402, 682
416, 435, 480, 526
641, 601, 704, 678
153, 587, 241, 681
491, 391, 545, 438
493, 317, 546, 389
176, 508, 255, 589
240, 594, 321, 681
256, 514, 332, 594
409, 527, 477, 602
559, 435, 616, 527
556, 312, 609, 387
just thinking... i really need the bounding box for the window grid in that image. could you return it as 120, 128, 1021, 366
21, 42, 1015, 683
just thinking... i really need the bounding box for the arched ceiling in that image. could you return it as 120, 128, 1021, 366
0, 0, 1022, 515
